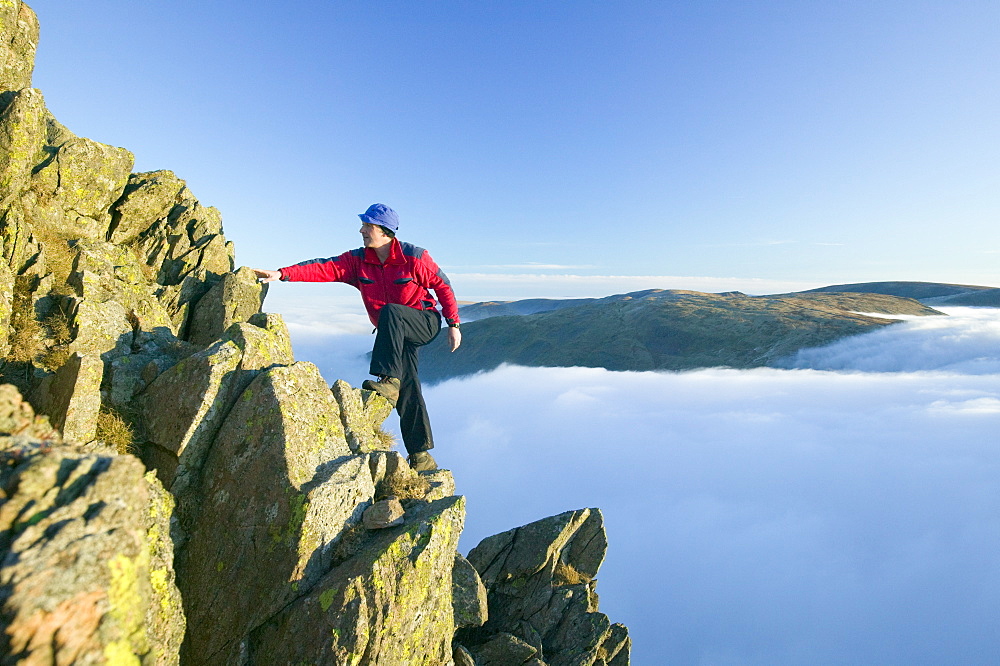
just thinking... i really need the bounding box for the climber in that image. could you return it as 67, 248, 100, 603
252, 203, 461, 472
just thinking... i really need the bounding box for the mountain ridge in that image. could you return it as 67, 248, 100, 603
423, 288, 946, 382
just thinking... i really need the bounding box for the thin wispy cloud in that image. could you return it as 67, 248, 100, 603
699, 240, 846, 248
445, 273, 823, 300
444, 263, 598, 271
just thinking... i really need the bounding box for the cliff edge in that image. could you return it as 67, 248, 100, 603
0, 3, 630, 664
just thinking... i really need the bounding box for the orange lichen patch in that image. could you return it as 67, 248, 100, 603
6, 589, 105, 663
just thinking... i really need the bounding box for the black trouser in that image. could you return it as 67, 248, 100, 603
369, 303, 441, 454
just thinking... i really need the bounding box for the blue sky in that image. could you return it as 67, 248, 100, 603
31, 0, 1000, 301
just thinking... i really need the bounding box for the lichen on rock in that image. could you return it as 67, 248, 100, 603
460, 508, 631, 666
0, 385, 184, 665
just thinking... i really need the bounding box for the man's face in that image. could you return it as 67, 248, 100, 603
360, 222, 390, 248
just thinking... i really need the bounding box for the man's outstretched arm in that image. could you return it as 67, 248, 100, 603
253, 268, 282, 282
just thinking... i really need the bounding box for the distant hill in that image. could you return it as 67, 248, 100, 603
458, 288, 701, 321
927, 288, 1000, 307
802, 280, 999, 306
422, 290, 943, 382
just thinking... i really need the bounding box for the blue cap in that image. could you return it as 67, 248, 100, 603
358, 203, 399, 232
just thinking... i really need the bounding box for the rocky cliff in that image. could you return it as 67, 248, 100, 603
0, 3, 630, 664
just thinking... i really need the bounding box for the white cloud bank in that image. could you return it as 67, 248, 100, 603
287, 305, 1000, 665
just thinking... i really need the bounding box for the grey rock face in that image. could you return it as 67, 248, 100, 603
246, 495, 466, 666
474, 632, 538, 665
453, 644, 477, 666
0, 385, 184, 665
453, 553, 489, 629
175, 362, 366, 664
461, 508, 630, 666
140, 339, 242, 463
27, 135, 133, 240
40, 351, 103, 443
363, 497, 405, 529
0, 1, 39, 93
332, 379, 395, 453
107, 170, 187, 244
186, 266, 266, 347
0, 87, 46, 214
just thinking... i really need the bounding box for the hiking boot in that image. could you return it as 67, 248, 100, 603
362, 376, 400, 406
408, 451, 437, 472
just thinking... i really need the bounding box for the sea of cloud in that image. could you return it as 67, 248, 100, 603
285, 305, 1000, 665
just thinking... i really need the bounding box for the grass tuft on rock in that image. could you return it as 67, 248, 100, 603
37, 307, 74, 372
33, 227, 79, 297
376, 428, 396, 450
7, 275, 43, 364
382, 474, 431, 501
96, 407, 135, 455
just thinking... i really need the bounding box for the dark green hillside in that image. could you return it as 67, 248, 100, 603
460, 288, 688, 321
422, 291, 942, 382
803, 281, 995, 300
924, 288, 1000, 307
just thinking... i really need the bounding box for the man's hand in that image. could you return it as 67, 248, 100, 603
448, 326, 462, 352
253, 268, 281, 283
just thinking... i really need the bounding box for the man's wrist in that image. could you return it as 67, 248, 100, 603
448, 322, 460, 328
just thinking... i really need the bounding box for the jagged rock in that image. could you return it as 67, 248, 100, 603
246, 495, 466, 665
176, 362, 369, 664
454, 553, 489, 628
27, 135, 133, 240
368, 449, 431, 499
154, 268, 213, 335
363, 497, 405, 529
41, 351, 102, 443
139, 339, 242, 486
0, 388, 184, 664
473, 632, 538, 665
424, 467, 457, 501
461, 508, 630, 666
0, 382, 58, 446
0, 1, 38, 94
104, 340, 192, 412
362, 385, 394, 425
0, 258, 13, 357
599, 624, 632, 666
454, 644, 477, 666
141, 315, 296, 489
67, 296, 132, 359
108, 170, 187, 244
0, 87, 46, 212
186, 266, 266, 347
223, 313, 295, 374
70, 239, 176, 331
332, 379, 394, 453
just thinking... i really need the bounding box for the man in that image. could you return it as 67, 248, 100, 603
253, 203, 461, 472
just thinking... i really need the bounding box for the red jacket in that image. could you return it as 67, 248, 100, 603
278, 239, 460, 328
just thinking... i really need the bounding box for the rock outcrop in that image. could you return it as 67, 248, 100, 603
0, 3, 632, 664
458, 509, 630, 666
0, 385, 184, 664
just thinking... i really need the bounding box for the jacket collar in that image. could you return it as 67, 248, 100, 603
363, 238, 405, 265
